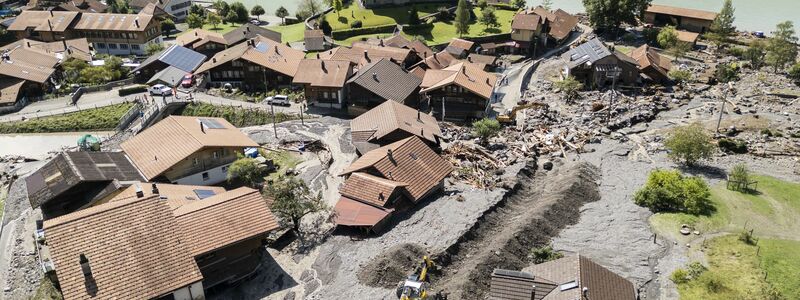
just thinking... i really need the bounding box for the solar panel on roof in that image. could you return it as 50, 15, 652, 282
254, 42, 269, 53
193, 189, 217, 199
159, 45, 207, 73
199, 118, 224, 129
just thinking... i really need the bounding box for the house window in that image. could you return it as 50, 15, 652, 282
96, 43, 106, 49
212, 151, 219, 159
193, 158, 199, 166
202, 172, 210, 181
232, 60, 243, 67
120, 44, 129, 49
323, 91, 329, 99
108, 43, 118, 49
131, 44, 140, 50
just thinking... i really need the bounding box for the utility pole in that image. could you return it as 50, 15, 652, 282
300, 102, 305, 126
270, 102, 277, 139
716, 83, 734, 134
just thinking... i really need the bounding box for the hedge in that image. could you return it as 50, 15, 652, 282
331, 24, 397, 40
489, 3, 518, 10
118, 85, 148, 96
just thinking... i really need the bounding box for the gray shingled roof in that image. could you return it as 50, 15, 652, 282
223, 24, 281, 45
346, 58, 421, 102
562, 38, 611, 69
147, 65, 189, 86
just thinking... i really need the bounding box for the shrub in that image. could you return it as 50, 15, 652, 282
686, 262, 707, 278
703, 275, 724, 293
554, 76, 583, 101
715, 62, 740, 83
664, 123, 714, 166
718, 138, 748, 154
227, 157, 263, 188
530, 245, 564, 264
471, 118, 501, 145
727, 47, 745, 58
738, 229, 757, 245
669, 69, 692, 86
622, 32, 636, 43
633, 169, 713, 214
789, 62, 800, 82
435, 6, 451, 21
350, 19, 363, 28
118, 85, 147, 96
671, 268, 690, 284
643, 27, 660, 45
330, 24, 396, 40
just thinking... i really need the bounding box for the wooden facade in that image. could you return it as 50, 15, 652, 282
423, 86, 489, 122
161, 147, 241, 183
205, 59, 293, 91
347, 84, 419, 117
195, 236, 266, 289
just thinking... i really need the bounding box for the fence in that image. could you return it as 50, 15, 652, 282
115, 101, 143, 131
78, 78, 137, 93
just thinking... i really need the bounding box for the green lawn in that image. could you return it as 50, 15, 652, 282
269, 22, 306, 43
402, 8, 516, 45
261, 149, 303, 182
201, 22, 241, 34
759, 239, 800, 298
325, 2, 445, 31
0, 103, 134, 133
336, 33, 397, 46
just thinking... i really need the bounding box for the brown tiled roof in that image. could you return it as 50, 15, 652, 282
0, 57, 55, 83
340, 172, 406, 207
646, 4, 718, 21
512, 13, 541, 31
44, 195, 204, 300
176, 29, 226, 48
292, 59, 352, 88
3, 38, 93, 62
407, 40, 434, 60
195, 35, 304, 77
409, 66, 426, 80
467, 53, 498, 66
7, 11, 79, 32
530, 6, 556, 22
383, 34, 411, 48
107, 182, 227, 210
420, 62, 498, 100
549, 9, 579, 40
174, 187, 278, 256
334, 196, 392, 227
346, 58, 421, 103
73, 12, 155, 32
319, 44, 412, 67
489, 269, 542, 300
523, 254, 636, 300
630, 44, 670, 81
416, 50, 458, 70
0, 79, 24, 105
675, 30, 700, 43
120, 116, 258, 180
223, 23, 282, 45
305, 30, 326, 50
351, 100, 442, 145
448, 38, 475, 52
57, 0, 107, 13
341, 137, 452, 202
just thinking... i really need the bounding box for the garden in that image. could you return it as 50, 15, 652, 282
0, 103, 134, 134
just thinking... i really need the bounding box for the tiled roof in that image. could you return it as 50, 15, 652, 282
407, 40, 434, 60
176, 29, 226, 48
304, 30, 326, 51
530, 6, 556, 22
350, 100, 442, 145
107, 182, 227, 210
630, 44, 670, 81
334, 196, 392, 227
420, 62, 498, 100
7, 11, 79, 32
195, 35, 304, 77
346, 58, 421, 103
511, 13, 541, 31
174, 187, 279, 256
448, 38, 475, 52
292, 59, 352, 88
523, 254, 636, 300
489, 269, 538, 300
340, 172, 406, 207
341, 137, 452, 202
467, 53, 498, 66
549, 9, 578, 40
409, 66, 426, 80
15, 38, 93, 62
72, 12, 155, 32
57, 0, 107, 12
0, 79, 24, 105
223, 23, 282, 45
120, 116, 258, 180
416, 50, 458, 70
319, 44, 412, 67
675, 30, 700, 43
44, 195, 204, 300
646, 4, 718, 21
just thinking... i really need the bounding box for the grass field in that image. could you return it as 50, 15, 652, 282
650, 174, 800, 299
201, 22, 240, 34
178, 103, 297, 127
0, 103, 134, 134
261, 149, 302, 182
402, 8, 516, 45
336, 33, 397, 46
269, 22, 306, 43
325, 2, 445, 31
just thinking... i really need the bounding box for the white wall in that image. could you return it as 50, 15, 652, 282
174, 163, 232, 186
93, 36, 163, 56
172, 281, 205, 300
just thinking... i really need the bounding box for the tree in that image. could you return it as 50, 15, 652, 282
61, 58, 88, 82
664, 123, 714, 166
715, 63, 740, 83
187, 13, 204, 29
319, 16, 332, 35
435, 6, 452, 22
408, 6, 421, 25
229, 2, 249, 24
583, 0, 652, 32
476, 0, 487, 9
668, 69, 692, 87
642, 27, 660, 45
479, 7, 499, 30
251, 5, 265, 21
206, 12, 222, 29
275, 6, 290, 25
297, 0, 323, 20
454, 0, 471, 37
511, 0, 526, 10
728, 163, 751, 192
212, 0, 230, 20
790, 62, 800, 82
541, 0, 553, 10
189, 4, 206, 17
333, 0, 343, 17
669, 41, 692, 61
744, 40, 767, 69
471, 118, 501, 145
266, 175, 327, 233
766, 21, 799, 73
160, 18, 175, 37
227, 157, 263, 188
633, 169, 712, 214
657, 26, 679, 49
708, 0, 736, 44
555, 76, 583, 101
145, 43, 164, 56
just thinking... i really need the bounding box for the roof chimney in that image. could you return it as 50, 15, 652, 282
417, 109, 421, 121
321, 60, 327, 73
194, 31, 198, 36
62, 40, 67, 49
387, 149, 393, 159
372, 72, 377, 81
582, 287, 589, 298
486, 77, 490, 85
135, 184, 144, 198
212, 57, 217, 63
151, 183, 159, 195
50, 10, 53, 16
379, 39, 384, 46
200, 121, 205, 133
26, 41, 30, 47
363, 50, 369, 62
79, 254, 92, 279
134, 18, 140, 28
316, 53, 320, 59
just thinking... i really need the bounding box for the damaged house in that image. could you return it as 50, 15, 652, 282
420, 62, 497, 122
25, 151, 145, 219
350, 100, 442, 155
335, 136, 452, 233
42, 186, 279, 299
120, 116, 259, 185
630, 44, 672, 84
561, 38, 639, 88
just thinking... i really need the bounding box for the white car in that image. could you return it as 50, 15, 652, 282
149, 84, 172, 96
265, 94, 290, 106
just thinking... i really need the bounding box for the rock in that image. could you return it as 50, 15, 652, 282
283, 291, 296, 300
542, 161, 553, 170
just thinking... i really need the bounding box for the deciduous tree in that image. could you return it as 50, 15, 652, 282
160, 18, 175, 37
582, 0, 652, 33
634, 169, 712, 215
744, 40, 767, 69
251, 5, 265, 22
275, 6, 290, 25
266, 175, 327, 233
555, 76, 583, 101
479, 7, 499, 30
541, 0, 553, 10
229, 2, 249, 24
227, 157, 263, 188
511, 0, 526, 10
471, 118, 501, 145
766, 21, 799, 72
664, 123, 714, 166
206, 12, 222, 29
187, 13, 204, 29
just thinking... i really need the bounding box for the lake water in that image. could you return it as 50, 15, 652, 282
252, 0, 799, 33
0, 132, 115, 160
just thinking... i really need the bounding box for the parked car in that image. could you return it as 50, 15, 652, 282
181, 74, 194, 88
149, 84, 172, 96
265, 95, 290, 106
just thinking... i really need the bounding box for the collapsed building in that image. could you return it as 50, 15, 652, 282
350, 100, 442, 155
561, 38, 640, 88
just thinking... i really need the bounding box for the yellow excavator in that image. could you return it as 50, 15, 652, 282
396, 256, 442, 300
496, 101, 548, 124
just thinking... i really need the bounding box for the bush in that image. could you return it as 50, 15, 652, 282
718, 138, 748, 154
665, 123, 714, 166
633, 169, 713, 214
669, 69, 692, 86
671, 268, 690, 284
471, 118, 501, 145
789, 62, 800, 82
350, 19, 363, 28
118, 85, 148, 96
738, 229, 757, 245
703, 275, 724, 293
643, 27, 660, 45
227, 157, 263, 188
687, 262, 707, 278
622, 32, 636, 43
715, 62, 740, 83
0, 103, 134, 133
435, 6, 451, 21
554, 76, 583, 101
530, 245, 564, 264
727, 47, 745, 58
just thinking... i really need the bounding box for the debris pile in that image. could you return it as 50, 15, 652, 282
357, 243, 428, 288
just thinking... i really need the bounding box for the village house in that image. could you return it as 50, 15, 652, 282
345, 57, 422, 116
630, 44, 672, 84
466, 53, 499, 71
445, 38, 476, 58
514, 6, 579, 51
24, 151, 145, 220
130, 0, 191, 20
42, 186, 279, 299
335, 136, 452, 233
488, 255, 636, 300
420, 62, 497, 122
561, 38, 639, 88
104, 182, 227, 209
194, 35, 304, 91
320, 43, 416, 70
303, 29, 332, 51
120, 116, 259, 185
132, 44, 207, 84
643, 4, 718, 33
52, 0, 108, 13
292, 59, 353, 109
350, 100, 442, 155
511, 12, 543, 55
362, 34, 434, 61
413, 50, 459, 71
7, 6, 164, 56
176, 29, 229, 56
